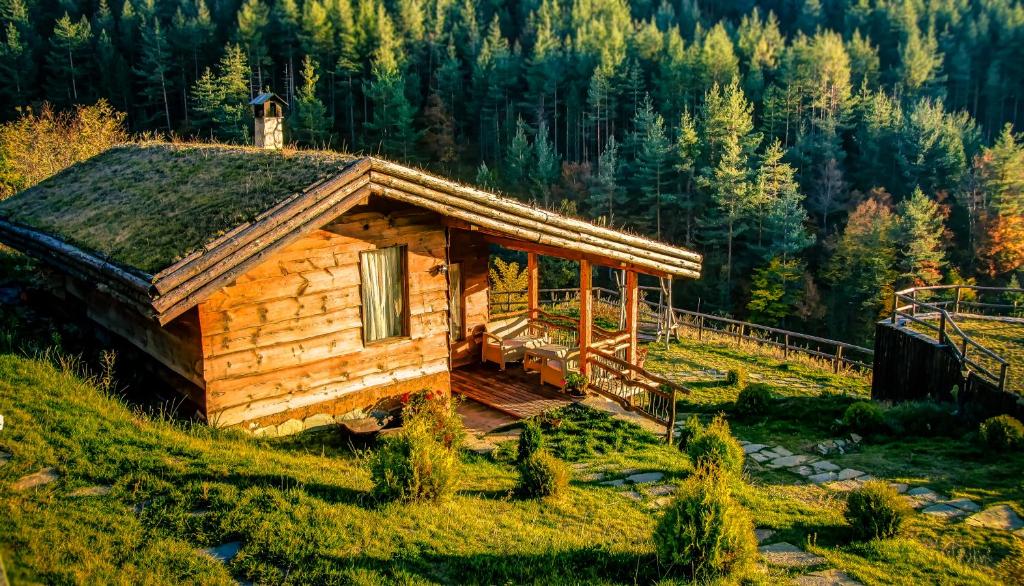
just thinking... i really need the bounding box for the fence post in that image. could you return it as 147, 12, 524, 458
667, 391, 676, 445
892, 292, 898, 324
783, 334, 789, 359
833, 346, 843, 373
938, 312, 946, 345
911, 289, 918, 317
954, 286, 962, 315
999, 363, 1008, 391
698, 314, 704, 342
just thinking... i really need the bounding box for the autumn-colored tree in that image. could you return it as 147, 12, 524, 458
973, 125, 1024, 276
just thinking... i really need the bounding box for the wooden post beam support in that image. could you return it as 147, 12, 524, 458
527, 252, 539, 320
579, 260, 593, 379
624, 270, 639, 366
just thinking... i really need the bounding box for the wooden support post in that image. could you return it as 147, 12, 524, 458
833, 346, 843, 374
954, 286, 962, 315
783, 334, 789, 358
664, 277, 673, 349
579, 260, 593, 379
624, 270, 639, 367
527, 252, 539, 320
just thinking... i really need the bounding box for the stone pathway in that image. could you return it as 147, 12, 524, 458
68, 485, 112, 497
200, 541, 242, 564
758, 542, 828, 568
11, 468, 59, 491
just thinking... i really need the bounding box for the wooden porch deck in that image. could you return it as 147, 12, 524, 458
451, 363, 572, 419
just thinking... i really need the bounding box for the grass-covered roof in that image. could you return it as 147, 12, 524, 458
0, 142, 358, 274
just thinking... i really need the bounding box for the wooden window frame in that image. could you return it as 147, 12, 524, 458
359, 245, 410, 346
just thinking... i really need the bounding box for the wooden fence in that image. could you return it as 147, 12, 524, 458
891, 285, 1021, 391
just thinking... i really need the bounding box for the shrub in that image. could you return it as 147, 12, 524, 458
842, 401, 885, 434
686, 415, 744, 475
676, 415, 704, 450
734, 383, 773, 416
370, 390, 464, 502
517, 450, 569, 499
725, 368, 747, 387
654, 465, 757, 582
518, 419, 544, 463
885, 401, 958, 437
979, 415, 1024, 450
844, 480, 910, 540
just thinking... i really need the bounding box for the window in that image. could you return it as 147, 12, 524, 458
448, 263, 464, 342
360, 246, 407, 343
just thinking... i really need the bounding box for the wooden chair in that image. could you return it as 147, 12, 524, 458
481, 316, 547, 370
540, 348, 580, 389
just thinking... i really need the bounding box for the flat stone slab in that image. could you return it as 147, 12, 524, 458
600, 479, 626, 487
772, 446, 794, 457
906, 487, 943, 507
825, 480, 861, 492
759, 542, 827, 568
791, 465, 815, 477
11, 467, 59, 491
907, 486, 937, 497
201, 541, 241, 564
0, 451, 10, 467
945, 498, 981, 513
922, 503, 966, 520
768, 455, 810, 468
626, 472, 664, 484
890, 483, 908, 494
809, 471, 838, 484
966, 505, 1024, 531
812, 460, 840, 472
622, 490, 643, 501
69, 485, 112, 497
755, 528, 775, 544
749, 452, 771, 463
793, 569, 864, 586
647, 484, 676, 496
742, 443, 768, 454
836, 468, 865, 481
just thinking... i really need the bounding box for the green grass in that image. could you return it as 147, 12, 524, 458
0, 142, 358, 274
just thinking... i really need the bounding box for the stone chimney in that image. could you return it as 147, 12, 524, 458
250, 93, 288, 149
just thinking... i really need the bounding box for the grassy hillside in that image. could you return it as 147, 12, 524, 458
1, 341, 1019, 584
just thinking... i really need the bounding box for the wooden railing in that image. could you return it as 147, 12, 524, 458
891, 285, 1019, 391
585, 347, 687, 443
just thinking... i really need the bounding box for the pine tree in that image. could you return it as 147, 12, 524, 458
699, 132, 752, 309
895, 187, 947, 288
753, 140, 812, 260
533, 119, 559, 206
235, 0, 270, 90
627, 95, 673, 238
504, 116, 531, 190
420, 92, 457, 165
191, 44, 251, 142
588, 135, 620, 221
898, 23, 945, 101
675, 108, 699, 245
133, 17, 173, 132
288, 55, 332, 147
974, 124, 1024, 275
0, 0, 36, 108
747, 257, 804, 326
45, 13, 92, 106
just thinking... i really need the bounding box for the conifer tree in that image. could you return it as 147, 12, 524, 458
898, 23, 945, 100
504, 116, 531, 189
747, 257, 804, 326
974, 124, 1024, 275
288, 55, 332, 146
365, 9, 419, 161
675, 108, 699, 245
45, 13, 92, 106
588, 135, 620, 221
627, 95, 673, 237
191, 44, 251, 142
236, 0, 270, 90
0, 0, 36, 108
753, 140, 812, 261
134, 17, 173, 132
533, 120, 559, 206
895, 187, 947, 288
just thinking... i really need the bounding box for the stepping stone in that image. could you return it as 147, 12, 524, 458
650, 496, 673, 508
812, 460, 840, 473
906, 487, 943, 507
742, 443, 768, 454
836, 468, 865, 481
772, 446, 794, 457
808, 471, 838, 484
0, 451, 10, 467
966, 505, 1024, 531
794, 569, 864, 586
791, 465, 815, 477
855, 474, 874, 483
600, 479, 626, 487
890, 483, 908, 494
68, 485, 112, 497
922, 503, 966, 520
579, 472, 606, 482
738, 440, 750, 446
570, 462, 590, 471
849, 433, 863, 443
11, 468, 59, 491
748, 452, 771, 463
768, 455, 810, 469
944, 498, 981, 513
755, 528, 775, 544
622, 491, 643, 501
200, 541, 241, 564
626, 472, 664, 484
758, 542, 827, 568
648, 484, 676, 496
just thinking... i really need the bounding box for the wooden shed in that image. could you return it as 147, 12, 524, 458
0, 143, 701, 433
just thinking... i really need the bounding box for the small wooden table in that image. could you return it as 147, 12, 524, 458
524, 344, 569, 374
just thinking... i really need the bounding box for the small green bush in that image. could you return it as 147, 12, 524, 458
370, 390, 464, 502
734, 383, 773, 416
725, 368, 747, 387
979, 415, 1024, 450
844, 480, 910, 540
686, 415, 744, 475
676, 415, 704, 449
842, 401, 885, 434
885, 401, 958, 437
518, 419, 544, 462
654, 465, 757, 582
517, 450, 570, 498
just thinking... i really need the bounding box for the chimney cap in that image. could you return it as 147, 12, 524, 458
250, 92, 288, 108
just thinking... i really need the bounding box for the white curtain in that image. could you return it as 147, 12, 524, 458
449, 263, 463, 341
361, 246, 405, 342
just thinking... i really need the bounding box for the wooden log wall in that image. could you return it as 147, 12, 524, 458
871, 322, 962, 403
198, 202, 452, 427
448, 229, 489, 368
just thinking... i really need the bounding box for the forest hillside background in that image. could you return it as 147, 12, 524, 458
1, 0, 1023, 344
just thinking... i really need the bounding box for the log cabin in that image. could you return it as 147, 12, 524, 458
0, 141, 702, 436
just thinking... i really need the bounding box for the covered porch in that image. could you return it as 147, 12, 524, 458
444, 223, 699, 441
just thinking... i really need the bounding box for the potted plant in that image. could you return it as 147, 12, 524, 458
564, 372, 587, 398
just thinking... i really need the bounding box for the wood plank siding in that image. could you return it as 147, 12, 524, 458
198, 202, 453, 427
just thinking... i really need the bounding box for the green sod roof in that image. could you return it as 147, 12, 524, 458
0, 142, 359, 275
